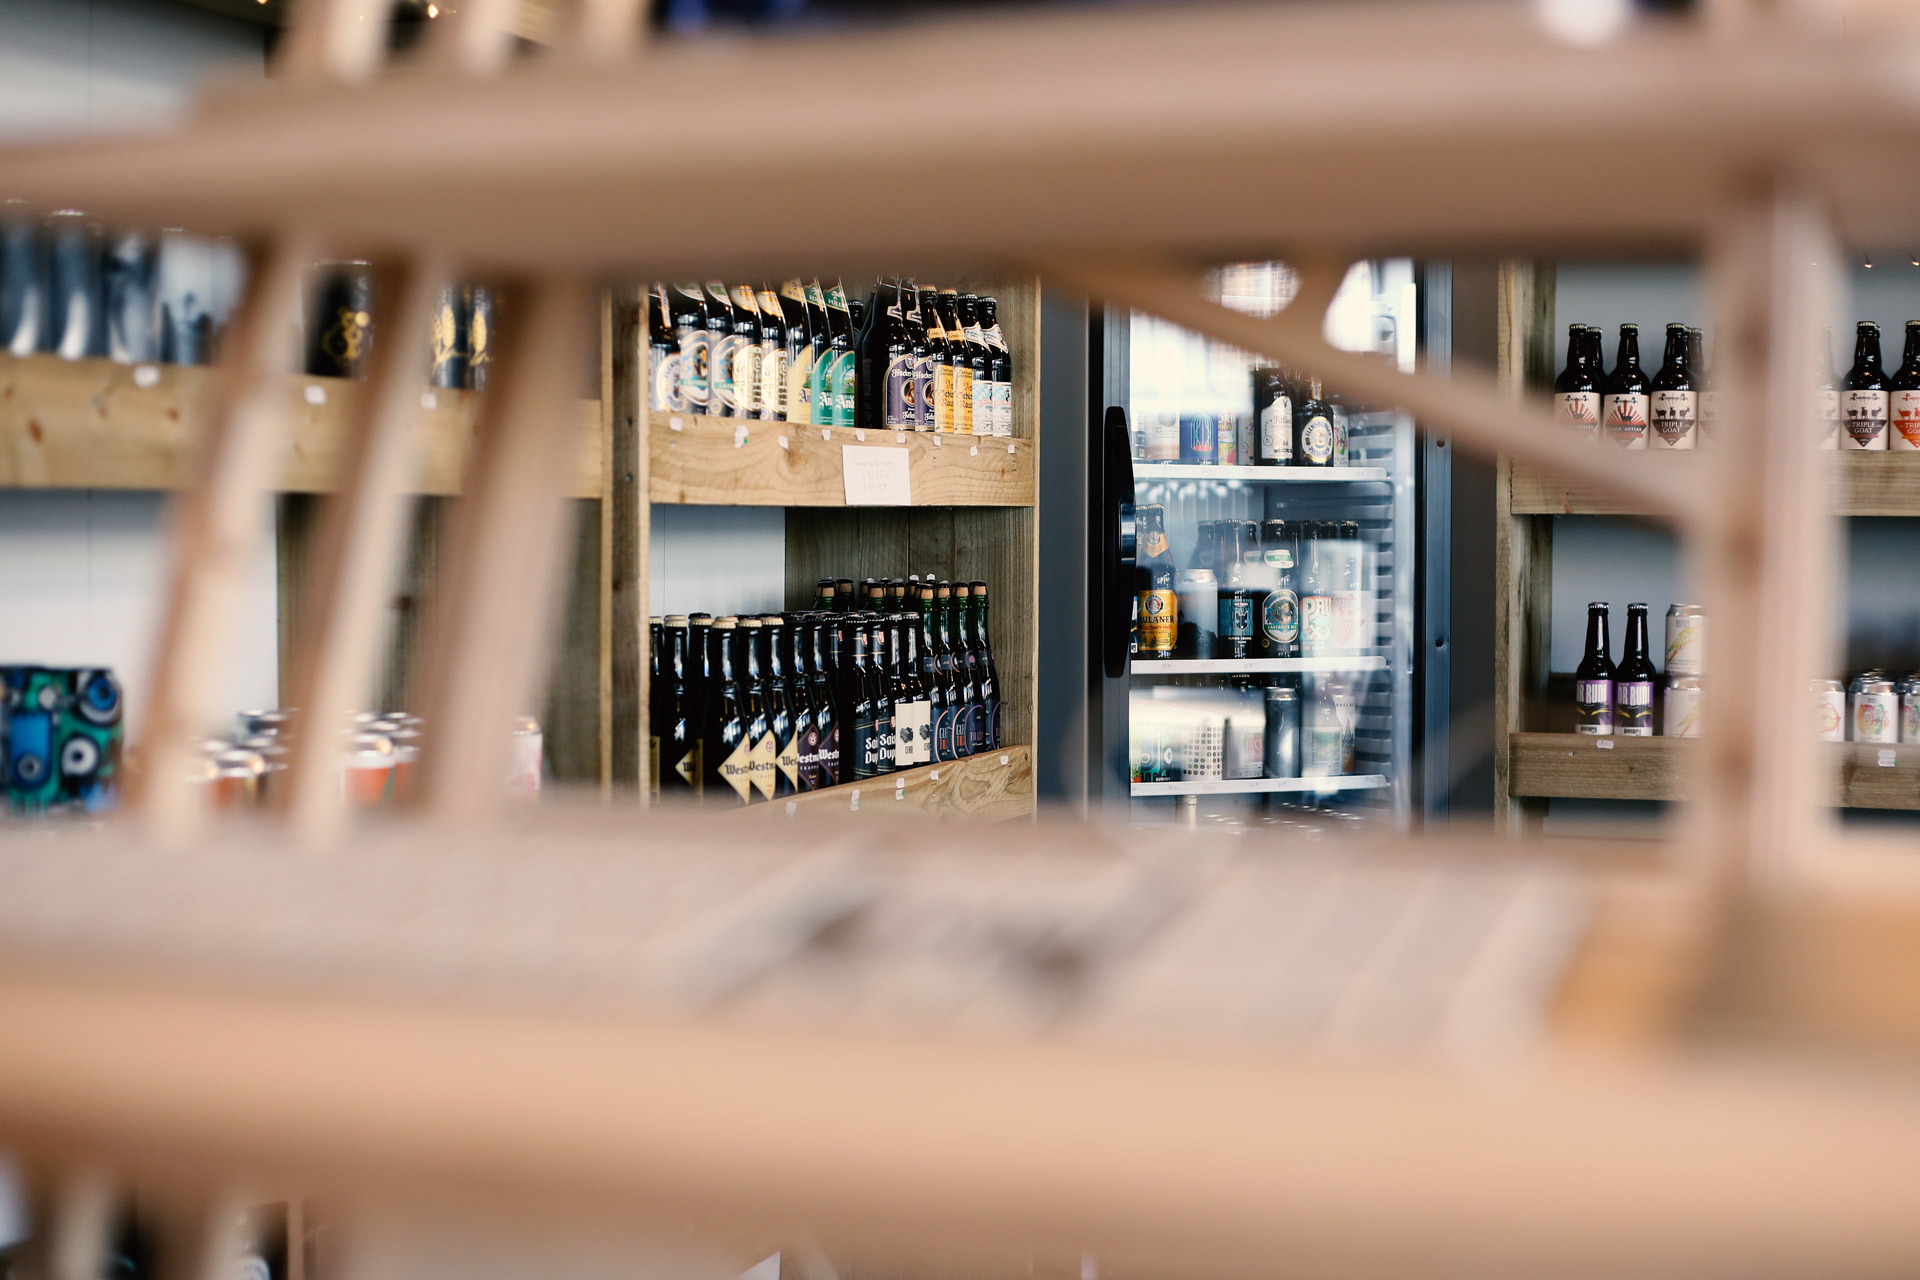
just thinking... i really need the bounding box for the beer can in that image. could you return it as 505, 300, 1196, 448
1811, 678, 1845, 742
1216, 413, 1239, 466
2, 207, 47, 357
1262, 685, 1301, 779
464, 284, 493, 391
1849, 673, 1898, 744
45, 212, 104, 361
507, 714, 543, 799
156, 231, 212, 365
1178, 413, 1218, 465
102, 230, 159, 364
428, 282, 468, 389
1665, 604, 1706, 677
1143, 411, 1180, 461
1663, 676, 1703, 738
307, 261, 373, 379
1175, 568, 1218, 659
1901, 673, 1920, 745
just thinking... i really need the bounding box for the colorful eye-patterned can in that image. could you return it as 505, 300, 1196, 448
1665, 604, 1707, 677
1811, 678, 1845, 742
1901, 673, 1920, 745
1663, 676, 1703, 738
1178, 413, 1218, 465
2, 666, 124, 815
1849, 673, 1899, 744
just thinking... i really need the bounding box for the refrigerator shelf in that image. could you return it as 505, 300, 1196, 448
1132, 656, 1388, 676
1132, 462, 1388, 484
1129, 775, 1389, 797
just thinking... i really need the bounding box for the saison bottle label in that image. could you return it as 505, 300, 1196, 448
749, 731, 777, 800
1893, 390, 1920, 450
1842, 390, 1889, 450
1260, 396, 1293, 461
1556, 391, 1599, 438
717, 738, 753, 801
885, 354, 914, 429
1575, 679, 1614, 735
1649, 390, 1697, 449
679, 331, 711, 411
895, 700, 932, 766
1300, 594, 1334, 655
1615, 680, 1654, 736
1602, 392, 1649, 449
1137, 589, 1176, 654
853, 716, 881, 779
1300, 413, 1333, 464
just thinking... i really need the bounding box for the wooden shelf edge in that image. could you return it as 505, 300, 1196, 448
0, 353, 601, 498
1509, 732, 1920, 810
749, 744, 1034, 822
1510, 453, 1920, 518
648, 411, 1035, 508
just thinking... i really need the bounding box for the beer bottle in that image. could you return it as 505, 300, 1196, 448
1889, 320, 1920, 451
648, 284, 683, 413
784, 616, 818, 790
1841, 320, 1891, 451
968, 580, 1001, 749
979, 296, 1014, 439
865, 614, 897, 772
762, 616, 799, 797
1601, 324, 1650, 450
1818, 326, 1840, 450
804, 279, 835, 427
1614, 603, 1657, 736
669, 282, 712, 413
825, 280, 858, 429
702, 618, 754, 804
704, 281, 742, 417
1189, 520, 1216, 573
1252, 367, 1293, 464
847, 622, 882, 780
811, 615, 844, 786
890, 615, 932, 766
1134, 504, 1177, 657
755, 284, 787, 422
738, 618, 777, 801
1293, 376, 1335, 466
1575, 602, 1614, 736
683, 612, 712, 735
859, 281, 914, 432
919, 285, 953, 434
901, 283, 927, 431
658, 616, 702, 796
864, 578, 886, 612
813, 578, 836, 611
779, 279, 815, 426
1259, 519, 1299, 658
918, 585, 953, 761
1554, 324, 1601, 440
930, 583, 962, 758
834, 577, 855, 611
935, 290, 971, 434
887, 580, 908, 614
1648, 322, 1698, 450
958, 294, 993, 439
1689, 327, 1711, 442
951, 584, 984, 756
1216, 521, 1256, 660
1299, 524, 1334, 657
728, 285, 765, 420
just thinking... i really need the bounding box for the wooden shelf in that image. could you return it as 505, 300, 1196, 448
0, 352, 602, 497
1131, 774, 1387, 797
1133, 462, 1388, 484
648, 411, 1035, 508
1509, 732, 1920, 810
1132, 656, 1387, 675
757, 744, 1034, 821
1510, 453, 1920, 518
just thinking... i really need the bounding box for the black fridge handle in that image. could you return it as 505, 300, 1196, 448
1101, 405, 1137, 680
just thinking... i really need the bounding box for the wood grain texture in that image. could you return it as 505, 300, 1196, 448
753, 744, 1034, 822
603, 288, 645, 795
0, 354, 601, 498
649, 412, 1034, 507
1513, 453, 1920, 518
954, 509, 1035, 760
544, 500, 603, 787
1509, 734, 1920, 810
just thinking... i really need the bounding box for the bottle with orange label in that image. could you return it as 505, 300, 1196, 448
1134, 504, 1177, 657
1889, 319, 1920, 451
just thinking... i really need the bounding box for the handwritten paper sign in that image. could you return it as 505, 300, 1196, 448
842, 445, 912, 505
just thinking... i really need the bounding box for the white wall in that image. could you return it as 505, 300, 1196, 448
0, 0, 274, 732
648, 506, 787, 617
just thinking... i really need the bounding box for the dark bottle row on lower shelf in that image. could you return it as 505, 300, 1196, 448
649, 577, 1001, 805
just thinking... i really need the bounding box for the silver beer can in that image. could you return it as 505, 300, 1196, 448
1664, 604, 1706, 677
507, 714, 544, 798
1811, 679, 1845, 743
1902, 673, 1920, 745
1849, 673, 1899, 745
1663, 676, 1704, 738
1262, 685, 1301, 779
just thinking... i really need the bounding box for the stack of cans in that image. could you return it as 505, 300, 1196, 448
1, 666, 124, 816
1838, 672, 1920, 746
1662, 605, 1706, 737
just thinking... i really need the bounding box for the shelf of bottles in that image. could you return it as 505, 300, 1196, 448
1123, 262, 1416, 820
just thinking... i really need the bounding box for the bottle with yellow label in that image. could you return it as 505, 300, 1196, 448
701, 618, 757, 804
1135, 504, 1177, 656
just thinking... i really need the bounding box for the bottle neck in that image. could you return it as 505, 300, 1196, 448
1617, 332, 1639, 369
1906, 327, 1920, 367
1624, 611, 1649, 661
1664, 329, 1688, 368
1584, 609, 1609, 660
1856, 328, 1881, 369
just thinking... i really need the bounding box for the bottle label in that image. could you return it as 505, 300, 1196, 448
1300, 594, 1334, 655
914, 355, 938, 430
1904, 693, 1920, 743
710, 333, 741, 414
954, 365, 975, 434
1891, 390, 1920, 450
1698, 389, 1720, 439
884, 353, 914, 429
895, 699, 932, 766
1140, 528, 1169, 560
817, 723, 840, 785
735, 340, 761, 418
1841, 389, 1887, 449
1855, 694, 1896, 743
1820, 389, 1840, 449
995, 380, 1013, 438
1144, 413, 1180, 461
1306, 725, 1343, 772
973, 371, 994, 433
966, 701, 985, 755
650, 347, 683, 412
1264, 549, 1294, 571
1602, 392, 1649, 449
1331, 410, 1349, 467
678, 331, 711, 410
933, 705, 956, 761
935, 363, 957, 432
717, 737, 753, 801
988, 700, 1002, 749
1332, 590, 1369, 652
1137, 589, 1176, 653
1649, 389, 1697, 449
750, 730, 777, 799
1300, 414, 1333, 464
797, 726, 821, 788
1616, 680, 1655, 736
788, 347, 815, 425
776, 730, 801, 790
1218, 593, 1254, 642
1260, 397, 1293, 461
759, 343, 785, 421
852, 717, 880, 779
1262, 588, 1299, 649
1557, 391, 1599, 437
1575, 678, 1613, 735
834, 350, 858, 426
672, 743, 700, 789
1665, 684, 1703, 738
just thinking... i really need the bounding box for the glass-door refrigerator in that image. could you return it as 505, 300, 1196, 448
1091, 261, 1419, 831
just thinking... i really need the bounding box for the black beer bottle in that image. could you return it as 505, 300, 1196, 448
1841, 321, 1891, 451
866, 615, 897, 772
803, 280, 834, 427
1215, 521, 1256, 660
824, 280, 857, 429
931, 582, 964, 759
1689, 327, 1712, 442
786, 617, 819, 790
1601, 324, 1650, 450
979, 296, 1013, 438
1574, 602, 1614, 736
1259, 519, 1299, 658
889, 616, 930, 767
812, 617, 845, 786
1293, 376, 1334, 466
648, 284, 681, 412
813, 578, 836, 611
728, 284, 765, 420
754, 284, 787, 422
957, 293, 993, 438
935, 290, 972, 435
739, 619, 776, 802
668, 283, 712, 414
1554, 324, 1601, 440
847, 625, 882, 780
1648, 323, 1698, 451
1889, 320, 1920, 451
918, 285, 952, 434
900, 282, 928, 431
762, 617, 798, 797
701, 619, 753, 804
1189, 520, 1218, 573
778, 279, 816, 426
918, 585, 953, 759
834, 577, 855, 611
704, 281, 742, 418
660, 616, 701, 796
953, 584, 986, 756
1614, 603, 1657, 737
969, 581, 1002, 749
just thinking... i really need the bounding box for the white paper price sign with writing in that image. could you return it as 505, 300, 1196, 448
841, 445, 912, 505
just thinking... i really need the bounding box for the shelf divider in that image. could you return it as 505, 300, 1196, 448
1132, 656, 1387, 675
1130, 774, 1388, 797
1133, 462, 1387, 484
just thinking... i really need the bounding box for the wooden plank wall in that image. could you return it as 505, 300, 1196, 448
603, 289, 646, 795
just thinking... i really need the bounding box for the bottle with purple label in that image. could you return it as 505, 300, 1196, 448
1614, 603, 1658, 736
1575, 601, 1614, 735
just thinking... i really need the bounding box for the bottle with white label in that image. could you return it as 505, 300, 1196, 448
1841, 320, 1890, 451
1574, 601, 1614, 735
1601, 324, 1650, 450
979, 295, 1014, 437
1889, 319, 1920, 451
1554, 324, 1601, 440
1818, 326, 1839, 450
1648, 322, 1698, 450
1614, 603, 1658, 736
1253, 367, 1293, 464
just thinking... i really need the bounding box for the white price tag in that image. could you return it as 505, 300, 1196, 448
777, 434, 789, 451
1597, 739, 1614, 750
896, 432, 907, 443
1879, 749, 1897, 768
733, 424, 749, 448
785, 801, 797, 815
304, 384, 326, 406
970, 445, 979, 456
820, 428, 831, 441
855, 429, 866, 442
841, 445, 912, 505
930, 770, 940, 782
132, 364, 160, 389
850, 789, 861, 812
420, 391, 437, 410
669, 416, 684, 432
1007, 442, 1016, 455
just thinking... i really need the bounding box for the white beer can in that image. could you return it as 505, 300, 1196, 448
1665, 604, 1706, 677
1850, 675, 1899, 744
1663, 677, 1703, 738
1811, 679, 1845, 743
507, 715, 544, 798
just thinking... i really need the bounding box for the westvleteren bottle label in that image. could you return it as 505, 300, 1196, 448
1260, 396, 1293, 461
718, 737, 753, 801
750, 730, 777, 799
1649, 390, 1698, 449
679, 331, 711, 409
884, 353, 914, 429
1841, 389, 1888, 449
1137, 589, 1176, 653
1301, 413, 1333, 464
1575, 678, 1614, 735
1556, 391, 1599, 437
816, 724, 840, 784
895, 699, 932, 766
1602, 392, 1649, 448
651, 348, 683, 412
797, 726, 821, 786
776, 731, 800, 790
1300, 594, 1333, 655
1218, 594, 1254, 643
1615, 680, 1654, 736
1892, 390, 1920, 451
1262, 588, 1299, 648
